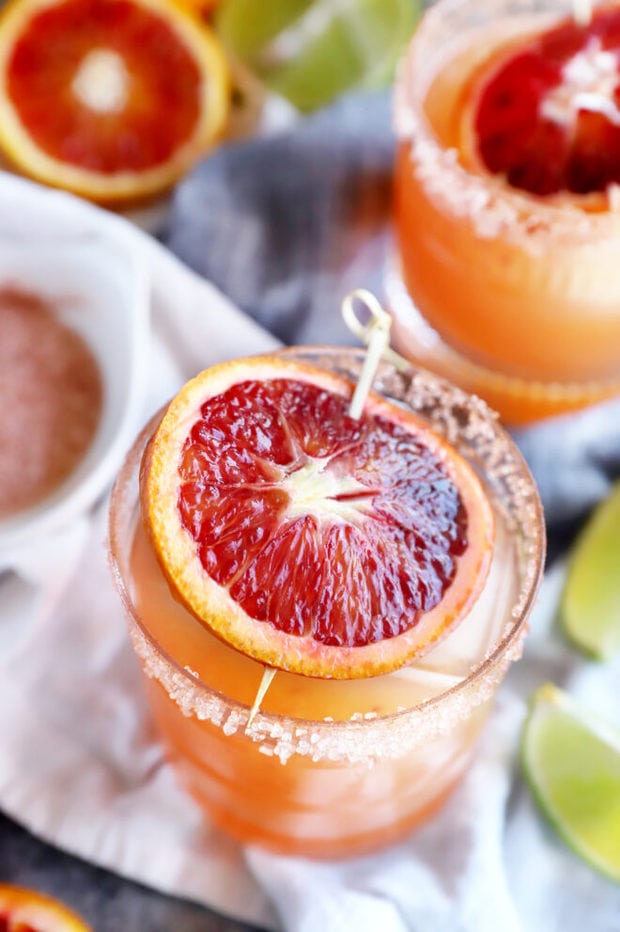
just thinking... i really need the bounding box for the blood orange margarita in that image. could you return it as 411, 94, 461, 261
109, 348, 543, 858
391, 0, 620, 425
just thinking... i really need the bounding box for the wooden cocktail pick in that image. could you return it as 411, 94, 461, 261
572, 0, 592, 25
246, 290, 406, 726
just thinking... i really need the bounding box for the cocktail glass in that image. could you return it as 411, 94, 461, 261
109, 347, 544, 859
390, 0, 620, 425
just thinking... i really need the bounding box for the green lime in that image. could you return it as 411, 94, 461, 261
215, 0, 313, 62
561, 480, 620, 660
215, 0, 420, 112
521, 683, 620, 883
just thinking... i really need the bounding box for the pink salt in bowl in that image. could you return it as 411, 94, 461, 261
0, 233, 148, 567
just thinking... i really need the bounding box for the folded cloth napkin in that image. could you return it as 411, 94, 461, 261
1, 148, 620, 932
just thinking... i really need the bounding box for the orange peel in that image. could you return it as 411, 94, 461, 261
0, 884, 91, 932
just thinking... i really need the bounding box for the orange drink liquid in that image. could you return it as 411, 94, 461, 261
109, 348, 543, 858
391, 0, 620, 425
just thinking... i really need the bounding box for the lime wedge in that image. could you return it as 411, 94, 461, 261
521, 683, 620, 883
215, 0, 313, 62
215, 0, 420, 111
561, 480, 620, 660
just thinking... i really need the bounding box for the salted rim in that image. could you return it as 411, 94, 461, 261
393, 0, 620, 249
108, 347, 546, 763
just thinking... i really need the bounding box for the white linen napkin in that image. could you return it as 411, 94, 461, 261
1, 173, 619, 932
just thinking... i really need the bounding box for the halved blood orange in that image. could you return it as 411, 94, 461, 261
141, 356, 495, 679
0, 0, 229, 204
460, 5, 620, 197
0, 884, 91, 932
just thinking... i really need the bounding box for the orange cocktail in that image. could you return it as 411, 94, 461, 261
391, 0, 620, 425
109, 347, 543, 859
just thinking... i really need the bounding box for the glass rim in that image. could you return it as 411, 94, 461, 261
108, 346, 545, 752
393, 0, 620, 243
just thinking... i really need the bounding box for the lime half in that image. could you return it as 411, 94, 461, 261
561, 480, 620, 660
215, 0, 420, 111
522, 683, 620, 883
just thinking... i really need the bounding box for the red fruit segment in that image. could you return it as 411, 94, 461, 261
470, 6, 620, 196
178, 379, 467, 649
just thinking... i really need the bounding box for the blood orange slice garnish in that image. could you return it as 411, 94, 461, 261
142, 356, 494, 679
461, 5, 620, 197
0, 884, 91, 932
0, 0, 229, 203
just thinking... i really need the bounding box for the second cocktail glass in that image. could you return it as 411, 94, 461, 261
390, 0, 620, 424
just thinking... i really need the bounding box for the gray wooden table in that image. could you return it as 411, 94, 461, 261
0, 814, 261, 931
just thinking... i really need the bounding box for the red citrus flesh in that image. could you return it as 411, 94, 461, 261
142, 357, 494, 679
0, 885, 91, 932
469, 5, 620, 196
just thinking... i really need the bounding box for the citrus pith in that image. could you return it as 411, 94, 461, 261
141, 356, 495, 679
0, 884, 91, 932
0, 0, 229, 203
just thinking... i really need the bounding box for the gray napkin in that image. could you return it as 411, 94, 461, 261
166, 89, 620, 553
166, 90, 391, 348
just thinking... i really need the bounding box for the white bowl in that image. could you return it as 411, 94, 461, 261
0, 233, 149, 563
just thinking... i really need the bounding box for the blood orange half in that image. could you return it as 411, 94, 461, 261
0, 0, 229, 203
461, 5, 620, 197
0, 884, 91, 932
142, 356, 494, 679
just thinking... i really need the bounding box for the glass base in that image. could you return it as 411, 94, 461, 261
385, 254, 620, 426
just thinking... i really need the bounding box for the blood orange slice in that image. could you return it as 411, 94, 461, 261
0, 0, 229, 203
461, 5, 620, 197
0, 884, 91, 932
142, 356, 495, 679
